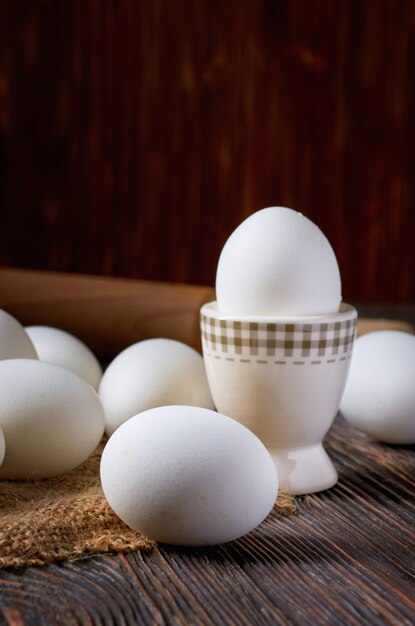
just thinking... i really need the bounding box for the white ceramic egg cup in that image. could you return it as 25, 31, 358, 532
200, 302, 357, 495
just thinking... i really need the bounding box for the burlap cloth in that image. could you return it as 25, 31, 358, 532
0, 440, 295, 569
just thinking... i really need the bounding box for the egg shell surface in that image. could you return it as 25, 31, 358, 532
99, 338, 214, 436
25, 325, 102, 390
216, 206, 342, 316
0, 359, 105, 479
100, 405, 279, 546
0, 310, 37, 360
340, 331, 415, 444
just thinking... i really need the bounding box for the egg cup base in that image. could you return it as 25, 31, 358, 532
269, 443, 338, 495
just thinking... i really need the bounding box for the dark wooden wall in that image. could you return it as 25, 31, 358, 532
0, 0, 414, 303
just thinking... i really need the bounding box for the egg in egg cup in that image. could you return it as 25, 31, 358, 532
200, 301, 357, 495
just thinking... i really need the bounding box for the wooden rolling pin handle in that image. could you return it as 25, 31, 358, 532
0, 268, 215, 357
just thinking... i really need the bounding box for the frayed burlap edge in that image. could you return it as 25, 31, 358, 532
275, 490, 297, 517
0, 441, 295, 570
0, 441, 155, 569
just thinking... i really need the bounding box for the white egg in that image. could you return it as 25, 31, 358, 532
99, 338, 214, 436
0, 310, 37, 360
340, 331, 415, 444
0, 425, 5, 467
216, 206, 342, 316
25, 325, 102, 390
100, 405, 279, 546
0, 359, 105, 479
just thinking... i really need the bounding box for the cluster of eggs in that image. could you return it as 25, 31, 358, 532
1, 206, 413, 547
0, 309, 278, 546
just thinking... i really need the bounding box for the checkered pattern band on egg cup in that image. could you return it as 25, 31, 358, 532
200, 303, 357, 363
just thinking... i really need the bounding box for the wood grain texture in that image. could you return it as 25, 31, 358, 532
0, 416, 413, 625
0, 0, 414, 303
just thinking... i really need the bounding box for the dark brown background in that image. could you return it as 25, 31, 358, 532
0, 0, 414, 303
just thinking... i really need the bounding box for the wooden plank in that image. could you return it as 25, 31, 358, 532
1, 1, 415, 305
0, 416, 413, 625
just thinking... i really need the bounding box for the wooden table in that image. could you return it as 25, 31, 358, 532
0, 269, 414, 625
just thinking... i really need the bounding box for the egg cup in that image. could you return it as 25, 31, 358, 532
200, 302, 358, 495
